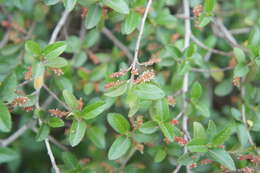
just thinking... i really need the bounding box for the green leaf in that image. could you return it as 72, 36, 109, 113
82, 101, 106, 120
150, 98, 170, 122
191, 82, 202, 100
87, 126, 106, 149
104, 82, 128, 97
237, 124, 249, 147
32, 62, 45, 78
207, 120, 217, 139
69, 119, 87, 147
62, 90, 79, 111
154, 148, 167, 163
159, 122, 175, 142
233, 48, 246, 63
103, 0, 129, 14
45, 57, 68, 68
122, 11, 141, 34
44, 0, 59, 5
177, 153, 196, 165
212, 126, 232, 145
62, 152, 79, 170
107, 113, 130, 134
234, 63, 249, 77
25, 40, 41, 56
139, 121, 158, 134
188, 138, 208, 152
0, 101, 12, 132
133, 83, 165, 100
204, 0, 216, 13
64, 0, 77, 11
214, 80, 233, 97
42, 41, 67, 59
48, 117, 64, 128
208, 149, 236, 171
193, 122, 207, 139
0, 73, 17, 102
36, 124, 50, 142
85, 4, 102, 29
108, 136, 131, 160
0, 147, 19, 164
194, 102, 210, 117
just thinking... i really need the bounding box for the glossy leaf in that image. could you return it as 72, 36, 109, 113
42, 41, 67, 59
36, 124, 50, 142
0, 73, 17, 102
103, 0, 129, 14
0, 101, 12, 132
0, 147, 19, 164
82, 101, 106, 120
69, 119, 87, 147
87, 126, 106, 149
133, 83, 165, 100
107, 113, 130, 134
108, 136, 131, 160
63, 90, 79, 111
208, 149, 236, 171
85, 4, 102, 29
45, 57, 68, 68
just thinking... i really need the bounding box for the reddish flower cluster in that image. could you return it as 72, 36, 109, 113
134, 70, 155, 84
229, 57, 237, 68
233, 77, 240, 87
23, 106, 34, 112
193, 5, 203, 17
131, 68, 139, 76
49, 67, 64, 76
163, 137, 171, 144
1, 20, 25, 33
100, 162, 116, 173
48, 109, 69, 118
88, 51, 100, 64
12, 96, 29, 106
238, 154, 260, 164
189, 163, 197, 169
104, 80, 125, 89
81, 8, 88, 18
130, 115, 144, 130
174, 136, 188, 145
142, 57, 161, 66
171, 119, 179, 125
24, 66, 33, 80
200, 159, 213, 165
241, 167, 254, 173
80, 158, 90, 165
109, 69, 127, 78
171, 33, 180, 42
147, 43, 160, 51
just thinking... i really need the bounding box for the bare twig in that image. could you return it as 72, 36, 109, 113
102, 27, 134, 61
191, 34, 232, 56
49, 9, 70, 44
43, 84, 70, 111
230, 27, 251, 35
0, 29, 10, 49
131, 0, 153, 70
191, 66, 233, 73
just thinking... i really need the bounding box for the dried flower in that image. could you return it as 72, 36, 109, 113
193, 5, 203, 17
109, 69, 127, 78
134, 142, 144, 154
167, 96, 176, 106
241, 167, 254, 173
189, 163, 197, 169
48, 109, 69, 118
174, 136, 188, 145
131, 68, 139, 76
12, 96, 29, 106
134, 70, 155, 84
163, 137, 171, 144
233, 77, 240, 87
49, 67, 64, 76
23, 106, 34, 112
142, 57, 161, 66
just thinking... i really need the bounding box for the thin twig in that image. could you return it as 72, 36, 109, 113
102, 27, 134, 61
43, 84, 70, 110
230, 27, 251, 35
191, 66, 233, 73
49, 9, 70, 44
131, 0, 153, 70
0, 29, 10, 49
191, 34, 232, 56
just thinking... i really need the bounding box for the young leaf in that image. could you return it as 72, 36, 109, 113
87, 126, 106, 149
154, 148, 167, 163
81, 100, 106, 120
107, 113, 130, 134
139, 121, 158, 134
233, 47, 245, 63
62, 90, 79, 111
85, 4, 101, 29
204, 0, 216, 13
121, 11, 141, 34
191, 82, 202, 100
25, 40, 41, 56
108, 136, 131, 160
0, 101, 12, 132
47, 117, 64, 128
133, 83, 165, 100
69, 119, 87, 147
193, 122, 207, 139
103, 0, 129, 14
42, 41, 67, 59
45, 57, 68, 68
212, 126, 232, 145
0, 73, 17, 102
159, 122, 175, 142
0, 147, 19, 164
104, 82, 128, 97
35, 124, 50, 142
208, 149, 236, 171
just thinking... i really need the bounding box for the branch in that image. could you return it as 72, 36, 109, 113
0, 29, 10, 49
191, 66, 233, 73
131, 0, 153, 70
102, 27, 134, 61
190, 34, 232, 56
